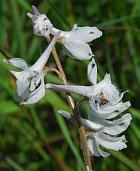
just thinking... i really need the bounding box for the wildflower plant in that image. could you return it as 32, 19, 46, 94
5, 5, 132, 171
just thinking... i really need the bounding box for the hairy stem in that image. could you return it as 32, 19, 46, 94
47, 36, 93, 171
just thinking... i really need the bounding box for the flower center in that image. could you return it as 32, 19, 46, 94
99, 92, 109, 106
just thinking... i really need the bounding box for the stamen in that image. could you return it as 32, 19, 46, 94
99, 92, 109, 106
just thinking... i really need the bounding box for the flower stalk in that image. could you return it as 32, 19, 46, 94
73, 103, 93, 171
47, 36, 75, 109
47, 35, 93, 171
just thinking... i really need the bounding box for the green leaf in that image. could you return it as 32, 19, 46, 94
109, 151, 139, 171
55, 111, 85, 170
0, 101, 20, 114
129, 108, 140, 120
6, 157, 25, 171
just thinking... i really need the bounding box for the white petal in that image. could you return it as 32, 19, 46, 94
96, 146, 110, 157
87, 136, 110, 157
107, 113, 132, 125
87, 137, 94, 156
95, 133, 127, 151
10, 71, 22, 79
112, 91, 128, 105
46, 83, 93, 97
63, 39, 93, 60
20, 82, 45, 105
102, 73, 111, 84
89, 101, 131, 119
87, 137, 100, 157
94, 138, 110, 157
87, 58, 97, 84
4, 58, 28, 70
70, 25, 102, 42
14, 79, 30, 101
105, 86, 120, 104
13, 70, 36, 101
103, 113, 132, 135
82, 118, 104, 131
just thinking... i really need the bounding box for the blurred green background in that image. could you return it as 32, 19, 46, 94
0, 0, 140, 171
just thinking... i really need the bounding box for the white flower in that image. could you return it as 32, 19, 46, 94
58, 109, 132, 157
87, 133, 127, 157
46, 56, 132, 157
61, 24, 102, 60
46, 58, 131, 118
27, 6, 102, 60
4, 33, 60, 105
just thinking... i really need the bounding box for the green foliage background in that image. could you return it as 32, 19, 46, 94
0, 0, 140, 171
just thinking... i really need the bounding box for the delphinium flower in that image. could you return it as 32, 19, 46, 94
4, 32, 60, 105
58, 107, 132, 157
46, 58, 132, 156
46, 58, 131, 116
27, 6, 102, 60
